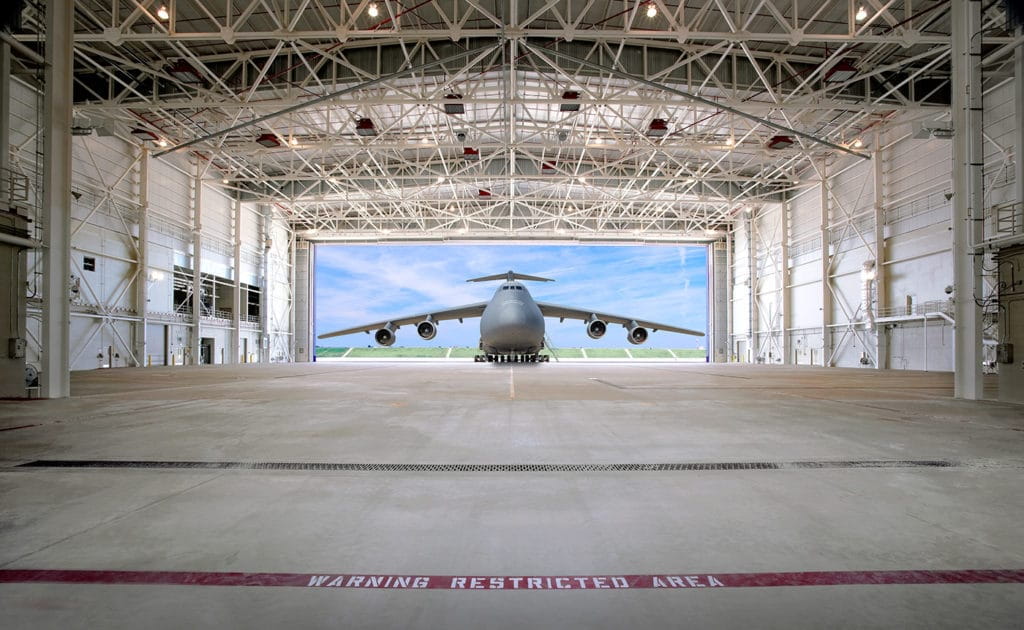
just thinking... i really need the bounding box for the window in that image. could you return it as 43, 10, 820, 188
82, 256, 95, 272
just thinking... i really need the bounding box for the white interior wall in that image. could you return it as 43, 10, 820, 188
729, 80, 1019, 371
9, 77, 295, 372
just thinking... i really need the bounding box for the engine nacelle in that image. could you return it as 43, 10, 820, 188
626, 322, 648, 345
417, 319, 438, 340
586, 317, 607, 340
374, 326, 396, 346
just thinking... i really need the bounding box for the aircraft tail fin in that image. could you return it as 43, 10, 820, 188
466, 270, 555, 283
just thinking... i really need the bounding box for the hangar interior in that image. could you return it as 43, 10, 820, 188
1, 1, 1023, 627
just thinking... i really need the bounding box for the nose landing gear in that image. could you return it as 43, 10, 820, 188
474, 353, 549, 363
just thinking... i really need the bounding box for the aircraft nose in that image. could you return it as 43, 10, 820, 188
489, 303, 536, 345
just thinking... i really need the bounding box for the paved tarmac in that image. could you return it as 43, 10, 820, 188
1, 362, 1022, 628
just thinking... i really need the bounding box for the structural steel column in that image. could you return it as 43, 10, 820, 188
951, 0, 984, 399
873, 147, 888, 369
0, 42, 10, 199
260, 205, 271, 363
40, 1, 73, 397
232, 198, 241, 364
726, 230, 733, 361
288, 230, 296, 361
780, 202, 791, 365
820, 163, 832, 366
133, 149, 149, 367
191, 164, 203, 365
748, 212, 757, 362
1016, 25, 1024, 213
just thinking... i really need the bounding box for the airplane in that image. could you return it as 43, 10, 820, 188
317, 270, 705, 363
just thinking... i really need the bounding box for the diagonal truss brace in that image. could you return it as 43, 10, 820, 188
523, 43, 871, 161
154, 46, 499, 158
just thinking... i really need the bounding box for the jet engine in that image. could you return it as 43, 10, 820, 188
374, 325, 397, 346
417, 319, 438, 340
626, 321, 648, 345
586, 316, 607, 340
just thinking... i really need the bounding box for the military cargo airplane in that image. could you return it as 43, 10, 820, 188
317, 271, 705, 362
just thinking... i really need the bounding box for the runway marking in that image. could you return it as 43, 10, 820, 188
509, 366, 515, 400
2, 569, 1022, 591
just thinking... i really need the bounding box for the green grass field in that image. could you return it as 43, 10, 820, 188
584, 348, 629, 358
316, 346, 705, 359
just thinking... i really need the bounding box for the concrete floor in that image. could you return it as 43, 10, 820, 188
1, 362, 1022, 628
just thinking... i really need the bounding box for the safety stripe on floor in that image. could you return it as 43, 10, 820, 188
14, 459, 957, 472
1, 569, 1022, 590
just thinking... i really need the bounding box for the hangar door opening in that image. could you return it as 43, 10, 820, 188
311, 244, 708, 359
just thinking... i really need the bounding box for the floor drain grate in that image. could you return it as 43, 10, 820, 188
14, 459, 957, 472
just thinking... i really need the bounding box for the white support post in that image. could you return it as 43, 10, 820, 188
232, 198, 242, 364
40, 0, 73, 397
134, 148, 149, 367
191, 163, 203, 365
873, 147, 888, 369
781, 201, 791, 365
951, 0, 984, 399
0, 42, 9, 199
1016, 25, 1024, 213
288, 229, 296, 362
820, 163, 832, 366
725, 229, 733, 361
260, 205, 271, 363
748, 212, 757, 363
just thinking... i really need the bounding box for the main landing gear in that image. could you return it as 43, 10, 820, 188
474, 353, 550, 363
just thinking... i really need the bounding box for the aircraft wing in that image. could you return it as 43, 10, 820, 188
536, 302, 705, 337
317, 302, 489, 339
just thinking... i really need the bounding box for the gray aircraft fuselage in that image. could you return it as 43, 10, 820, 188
479, 281, 545, 355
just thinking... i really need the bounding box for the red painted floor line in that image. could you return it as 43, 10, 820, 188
2, 569, 1023, 591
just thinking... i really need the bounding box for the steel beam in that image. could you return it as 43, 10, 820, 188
191, 164, 203, 365
134, 148, 149, 367
780, 201, 791, 365
820, 162, 832, 367
40, 0, 73, 398
1016, 25, 1024, 217
951, 0, 984, 399
232, 198, 242, 364
873, 146, 888, 369
748, 211, 758, 363
524, 44, 871, 160
154, 48, 492, 158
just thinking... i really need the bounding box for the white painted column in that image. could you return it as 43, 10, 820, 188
1016, 25, 1024, 213
951, 0, 984, 399
781, 201, 791, 365
260, 205, 271, 363
873, 146, 888, 369
40, 0, 73, 397
725, 229, 733, 360
748, 211, 757, 363
134, 148, 149, 366
820, 163, 832, 367
191, 164, 203, 365
288, 230, 297, 362
232, 198, 242, 364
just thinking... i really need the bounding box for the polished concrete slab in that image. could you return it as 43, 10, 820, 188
1, 362, 1022, 628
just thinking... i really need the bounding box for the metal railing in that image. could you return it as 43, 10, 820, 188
877, 298, 953, 319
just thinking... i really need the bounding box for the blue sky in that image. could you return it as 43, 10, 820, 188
315, 244, 707, 349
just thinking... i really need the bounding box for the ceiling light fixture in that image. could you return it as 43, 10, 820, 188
646, 4, 657, 18
368, 3, 379, 18
855, 6, 867, 21
725, 136, 735, 147
289, 137, 299, 146
156, 5, 169, 20
157, 138, 168, 147
853, 138, 864, 148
